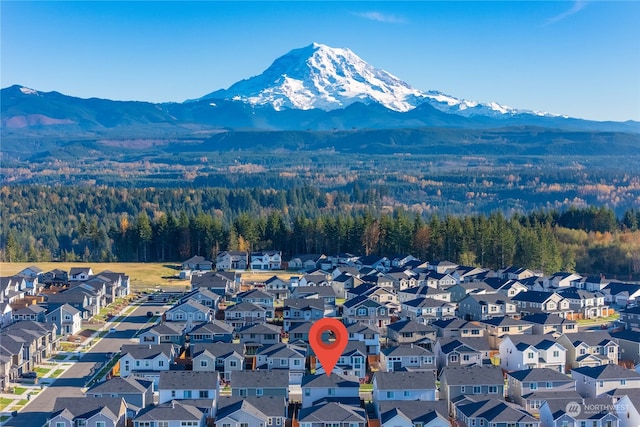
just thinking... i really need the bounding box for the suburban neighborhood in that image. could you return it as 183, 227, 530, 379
1, 251, 640, 427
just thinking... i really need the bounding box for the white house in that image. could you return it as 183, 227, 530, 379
500, 335, 567, 372
373, 371, 437, 403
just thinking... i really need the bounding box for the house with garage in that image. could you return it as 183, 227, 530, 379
288, 254, 325, 271
255, 343, 306, 384
398, 285, 451, 303
539, 397, 620, 427
431, 318, 484, 338
238, 322, 281, 346
298, 402, 366, 427
235, 289, 275, 318
520, 313, 578, 335
224, 301, 267, 330
191, 342, 244, 381
619, 305, 640, 331
506, 368, 577, 412
557, 288, 609, 319
343, 295, 390, 332
138, 322, 188, 346
179, 288, 220, 309
216, 251, 248, 270
45, 303, 82, 336
181, 255, 213, 271
602, 281, 640, 307
454, 397, 540, 427
379, 344, 436, 372
346, 321, 381, 355
250, 250, 282, 270
69, 267, 93, 281
315, 341, 367, 380
611, 329, 640, 364
282, 298, 325, 331
434, 336, 492, 370
291, 285, 337, 308
512, 290, 572, 318
119, 343, 179, 386
499, 334, 567, 372
401, 297, 457, 322
216, 396, 287, 427
457, 293, 517, 320
556, 331, 619, 369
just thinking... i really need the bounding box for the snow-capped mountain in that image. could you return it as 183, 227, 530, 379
198, 42, 559, 118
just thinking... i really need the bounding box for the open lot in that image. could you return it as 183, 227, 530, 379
0, 262, 187, 292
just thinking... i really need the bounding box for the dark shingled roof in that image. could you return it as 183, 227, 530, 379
374, 371, 436, 390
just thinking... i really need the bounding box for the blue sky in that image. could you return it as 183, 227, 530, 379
2, 1, 639, 121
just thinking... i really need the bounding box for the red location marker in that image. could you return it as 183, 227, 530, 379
309, 318, 348, 376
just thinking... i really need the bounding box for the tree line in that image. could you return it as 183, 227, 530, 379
1, 185, 639, 276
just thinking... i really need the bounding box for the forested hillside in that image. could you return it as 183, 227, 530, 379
2, 186, 639, 278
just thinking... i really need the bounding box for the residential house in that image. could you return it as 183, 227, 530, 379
401, 297, 457, 322
179, 288, 220, 310
476, 316, 534, 347
557, 288, 608, 319
315, 341, 367, 380
49, 397, 127, 427
69, 267, 93, 281
398, 285, 451, 303
373, 371, 437, 403
157, 370, 219, 416
119, 344, 179, 385
346, 322, 381, 355
438, 365, 505, 409
557, 331, 619, 369
224, 301, 267, 330
357, 255, 390, 272
619, 306, 640, 331
16, 265, 43, 293
291, 285, 337, 308
236, 289, 275, 318
539, 398, 620, 427
572, 364, 640, 398
216, 396, 287, 427
611, 330, 640, 364
46, 288, 93, 320
328, 273, 363, 299
300, 373, 360, 408
343, 295, 389, 332
298, 402, 366, 427
191, 342, 244, 381
386, 319, 436, 345
42, 268, 68, 286
380, 344, 436, 372
543, 272, 583, 289
164, 299, 213, 324
499, 335, 567, 372
579, 275, 611, 292
250, 250, 282, 270
615, 391, 640, 427
432, 318, 485, 338
138, 322, 188, 346
455, 397, 540, 427
132, 400, 207, 427
507, 368, 577, 412
264, 275, 290, 300
429, 260, 458, 274
231, 370, 289, 399
283, 298, 325, 331
602, 282, 640, 307
520, 313, 578, 335
45, 303, 82, 336
298, 273, 330, 287
238, 323, 281, 345
255, 343, 306, 384
378, 400, 450, 427
424, 271, 457, 289
188, 320, 235, 344
86, 376, 154, 419
0, 320, 56, 380
447, 281, 496, 303
181, 255, 213, 271
216, 251, 248, 270
387, 270, 420, 292
390, 254, 420, 268
288, 254, 326, 271
457, 293, 517, 320
434, 336, 493, 370
483, 277, 528, 298
501, 266, 537, 281
191, 271, 236, 297
512, 291, 572, 318
288, 321, 314, 345
12, 304, 46, 323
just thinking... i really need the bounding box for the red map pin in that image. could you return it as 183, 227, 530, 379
309, 318, 348, 376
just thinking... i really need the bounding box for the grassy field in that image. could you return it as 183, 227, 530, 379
0, 263, 300, 292
0, 262, 187, 291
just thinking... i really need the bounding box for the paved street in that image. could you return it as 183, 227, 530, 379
4, 298, 164, 427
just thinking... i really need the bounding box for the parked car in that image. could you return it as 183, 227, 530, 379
109, 327, 117, 333
146, 311, 154, 317
22, 371, 37, 379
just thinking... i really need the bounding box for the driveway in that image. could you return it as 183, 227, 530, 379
4, 298, 165, 427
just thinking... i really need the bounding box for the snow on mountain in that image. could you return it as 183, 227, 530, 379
19, 86, 39, 95
198, 42, 559, 118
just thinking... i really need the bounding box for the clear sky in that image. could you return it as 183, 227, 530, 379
2, 1, 639, 122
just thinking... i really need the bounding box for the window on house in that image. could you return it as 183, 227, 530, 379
158, 423, 169, 427
171, 390, 176, 397
158, 360, 164, 367
183, 390, 192, 398
488, 386, 498, 394
256, 388, 263, 396
240, 423, 249, 427
528, 352, 535, 359
200, 360, 208, 367
461, 386, 466, 393
386, 391, 394, 398
230, 360, 237, 367
56, 423, 65, 427
328, 388, 335, 396
621, 379, 626, 385
546, 382, 553, 389
530, 383, 538, 390
304, 388, 310, 396
199, 390, 209, 398
96, 422, 106, 427
553, 351, 559, 357
473, 386, 481, 394
463, 354, 471, 362
472, 329, 480, 335
239, 388, 247, 396
501, 326, 510, 332
450, 354, 459, 362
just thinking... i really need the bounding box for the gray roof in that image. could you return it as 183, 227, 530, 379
87, 376, 153, 395
293, 286, 337, 297
572, 364, 640, 380
217, 396, 285, 419
508, 368, 575, 383
191, 342, 245, 359
298, 402, 366, 423
52, 396, 124, 420
231, 370, 289, 388
158, 370, 218, 389
120, 344, 178, 359
238, 323, 281, 335
374, 371, 436, 390
190, 320, 234, 335
381, 344, 433, 357
438, 336, 492, 352
387, 319, 435, 334
563, 331, 616, 347
256, 343, 305, 358
284, 298, 325, 310
134, 400, 204, 422
345, 321, 378, 335
479, 316, 532, 327
456, 398, 538, 423
440, 365, 504, 386
301, 372, 359, 388
379, 401, 448, 424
